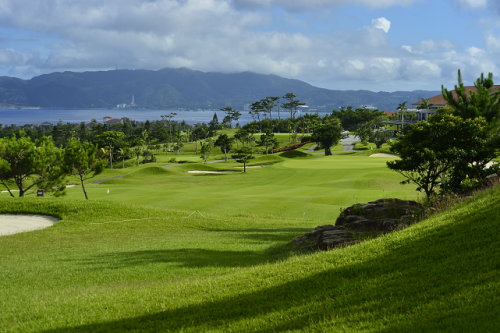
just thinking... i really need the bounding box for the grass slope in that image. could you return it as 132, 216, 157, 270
1, 184, 499, 332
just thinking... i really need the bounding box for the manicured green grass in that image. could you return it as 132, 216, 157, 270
1, 183, 499, 332
308, 143, 344, 154
2, 148, 498, 332
55, 153, 415, 223
354, 142, 390, 150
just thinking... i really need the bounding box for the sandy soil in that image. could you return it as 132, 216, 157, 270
0, 214, 59, 236
188, 170, 239, 174
369, 153, 400, 157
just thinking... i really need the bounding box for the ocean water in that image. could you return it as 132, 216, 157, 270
0, 109, 324, 127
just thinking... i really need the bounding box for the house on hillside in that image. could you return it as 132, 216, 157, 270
103, 116, 129, 125
39, 121, 52, 129
412, 85, 500, 121
106, 118, 123, 125
383, 85, 500, 131
383, 110, 395, 117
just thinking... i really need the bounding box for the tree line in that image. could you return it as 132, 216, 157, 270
0, 92, 391, 197
388, 70, 500, 199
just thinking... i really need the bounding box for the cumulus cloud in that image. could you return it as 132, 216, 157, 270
405, 39, 458, 53
370, 17, 391, 33
453, 0, 487, 9
232, 0, 417, 11
0, 0, 497, 91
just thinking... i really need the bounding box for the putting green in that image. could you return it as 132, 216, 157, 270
63, 153, 415, 222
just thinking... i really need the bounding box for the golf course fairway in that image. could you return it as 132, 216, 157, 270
1, 151, 499, 332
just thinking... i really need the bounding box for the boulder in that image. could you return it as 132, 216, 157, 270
484, 172, 500, 188
335, 198, 421, 226
289, 225, 360, 250
289, 198, 422, 251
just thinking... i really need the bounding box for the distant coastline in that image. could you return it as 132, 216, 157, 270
0, 108, 327, 126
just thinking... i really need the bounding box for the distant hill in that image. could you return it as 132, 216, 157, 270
0, 68, 440, 110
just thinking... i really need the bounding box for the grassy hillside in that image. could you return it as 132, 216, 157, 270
0, 68, 440, 109
0, 185, 499, 331
1, 151, 499, 332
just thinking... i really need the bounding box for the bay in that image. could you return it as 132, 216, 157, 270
0, 109, 327, 127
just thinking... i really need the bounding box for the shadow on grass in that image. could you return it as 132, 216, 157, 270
278, 150, 313, 159
200, 227, 312, 243
192, 174, 231, 177
334, 151, 357, 155
78, 248, 267, 269
70, 228, 312, 270
44, 195, 500, 332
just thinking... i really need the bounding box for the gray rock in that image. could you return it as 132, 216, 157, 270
484, 173, 500, 187
290, 198, 423, 251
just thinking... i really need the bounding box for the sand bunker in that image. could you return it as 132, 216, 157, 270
234, 165, 267, 169
188, 170, 239, 174
369, 153, 400, 157
0, 214, 59, 236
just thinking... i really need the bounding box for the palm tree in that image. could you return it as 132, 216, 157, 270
396, 101, 408, 115
117, 148, 126, 169
396, 101, 408, 128
417, 98, 434, 121
133, 145, 142, 167
141, 130, 149, 147
175, 129, 183, 155
99, 147, 111, 167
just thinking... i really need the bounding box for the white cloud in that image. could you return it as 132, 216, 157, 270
349, 59, 365, 70
453, 0, 487, 9
232, 0, 417, 10
401, 45, 413, 53
413, 39, 457, 53
0, 0, 498, 91
467, 46, 485, 56
370, 17, 391, 33
485, 34, 500, 52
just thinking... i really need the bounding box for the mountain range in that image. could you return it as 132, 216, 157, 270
0, 68, 441, 111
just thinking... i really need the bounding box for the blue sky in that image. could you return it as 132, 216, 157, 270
0, 0, 499, 91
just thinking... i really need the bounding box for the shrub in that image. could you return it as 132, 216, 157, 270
272, 141, 311, 154
301, 135, 312, 143
142, 150, 157, 163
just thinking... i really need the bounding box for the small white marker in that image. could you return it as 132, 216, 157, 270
107, 189, 109, 194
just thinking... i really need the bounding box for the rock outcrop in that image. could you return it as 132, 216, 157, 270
290, 198, 422, 251
484, 172, 500, 188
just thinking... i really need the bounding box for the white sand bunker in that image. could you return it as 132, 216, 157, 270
0, 214, 59, 236
188, 170, 239, 174
234, 165, 267, 169
369, 153, 400, 157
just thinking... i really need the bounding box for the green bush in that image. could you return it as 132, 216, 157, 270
142, 150, 157, 163
301, 135, 312, 143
